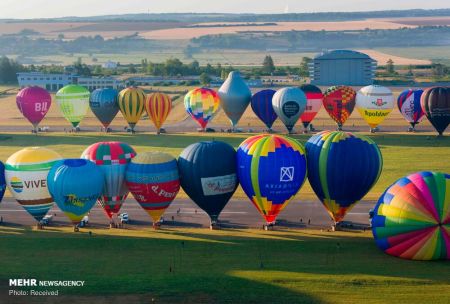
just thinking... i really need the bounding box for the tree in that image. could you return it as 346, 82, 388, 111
299, 57, 312, 77
200, 73, 211, 86
386, 59, 395, 74
0, 56, 24, 84
432, 63, 446, 78
262, 55, 275, 74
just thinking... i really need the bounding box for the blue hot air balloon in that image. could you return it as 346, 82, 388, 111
178, 141, 238, 227
397, 89, 424, 131
0, 161, 5, 203
89, 88, 119, 130
251, 89, 278, 130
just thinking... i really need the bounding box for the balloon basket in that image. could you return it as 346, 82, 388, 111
152, 222, 161, 230
263, 222, 275, 231
73, 226, 80, 233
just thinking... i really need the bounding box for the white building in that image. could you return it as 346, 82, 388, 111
77, 77, 124, 91
102, 61, 118, 69
17, 72, 74, 91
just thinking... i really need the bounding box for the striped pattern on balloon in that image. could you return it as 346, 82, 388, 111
145, 92, 172, 134
118, 87, 146, 132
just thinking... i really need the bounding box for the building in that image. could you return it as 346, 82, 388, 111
77, 76, 124, 91
102, 61, 118, 69
309, 50, 377, 86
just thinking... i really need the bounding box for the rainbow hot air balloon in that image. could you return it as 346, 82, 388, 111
55, 85, 90, 128
0, 162, 5, 204
272, 87, 307, 134
251, 89, 277, 131
397, 89, 424, 131
420, 87, 450, 136
5, 147, 62, 224
323, 86, 356, 130
81, 142, 136, 223
305, 131, 382, 224
89, 88, 119, 130
118, 87, 146, 132
237, 135, 307, 227
48, 159, 104, 231
184, 88, 220, 131
372, 171, 449, 260
16, 86, 51, 133
299, 84, 323, 132
126, 152, 180, 227
145, 92, 172, 134
356, 85, 394, 132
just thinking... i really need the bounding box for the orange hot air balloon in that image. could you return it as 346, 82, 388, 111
323, 86, 356, 130
145, 92, 172, 134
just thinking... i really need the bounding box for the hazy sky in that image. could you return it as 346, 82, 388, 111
0, 0, 448, 19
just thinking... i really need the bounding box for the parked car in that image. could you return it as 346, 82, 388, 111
40, 214, 53, 226
79, 215, 89, 227
118, 213, 129, 224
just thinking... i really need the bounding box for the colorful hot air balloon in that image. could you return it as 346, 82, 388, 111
299, 84, 323, 132
218, 71, 252, 129
145, 92, 172, 134
5, 147, 62, 224
0, 162, 5, 204
118, 87, 146, 132
372, 171, 450, 260
178, 141, 238, 227
305, 131, 382, 224
184, 88, 220, 130
126, 152, 180, 227
81, 142, 136, 223
55, 85, 90, 128
89, 88, 119, 130
356, 85, 394, 132
16, 86, 51, 133
272, 87, 307, 133
323, 86, 356, 130
237, 135, 307, 227
48, 159, 104, 230
251, 89, 277, 130
420, 87, 450, 136
397, 89, 424, 131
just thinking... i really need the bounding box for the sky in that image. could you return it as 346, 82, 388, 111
0, 0, 448, 19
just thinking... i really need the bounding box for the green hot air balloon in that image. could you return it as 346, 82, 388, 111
56, 85, 90, 128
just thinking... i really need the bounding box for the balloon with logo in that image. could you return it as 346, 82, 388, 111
237, 135, 307, 227
251, 89, 277, 130
55, 85, 90, 128
145, 92, 172, 134
0, 162, 5, 204
184, 88, 220, 131
89, 88, 119, 130
178, 141, 238, 227
81, 142, 136, 223
48, 159, 104, 230
272, 87, 307, 133
118, 87, 146, 133
299, 84, 323, 132
16, 86, 51, 133
397, 89, 424, 131
323, 86, 356, 130
420, 87, 450, 136
5, 147, 62, 224
356, 85, 394, 132
126, 152, 180, 227
305, 131, 382, 224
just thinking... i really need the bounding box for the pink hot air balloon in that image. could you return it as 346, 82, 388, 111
16, 86, 51, 132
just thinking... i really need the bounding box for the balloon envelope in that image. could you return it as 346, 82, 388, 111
0, 162, 5, 203
251, 89, 277, 129
397, 89, 424, 128
184, 88, 220, 129
420, 87, 450, 135
372, 171, 450, 260
16, 86, 51, 129
299, 84, 323, 129
356, 85, 394, 129
89, 88, 119, 128
118, 87, 146, 131
272, 87, 307, 133
323, 86, 356, 128
145, 92, 172, 133
55, 85, 90, 128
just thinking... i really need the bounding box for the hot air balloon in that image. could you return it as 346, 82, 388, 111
420, 87, 450, 136
184, 88, 220, 131
81, 142, 136, 225
118, 87, 146, 133
0, 162, 5, 204
5, 147, 62, 226
305, 131, 382, 225
356, 85, 394, 132
397, 89, 424, 131
323, 86, 356, 130
48, 159, 104, 231
272, 87, 307, 133
89, 88, 119, 131
299, 84, 323, 132
251, 89, 277, 131
145, 92, 172, 134
126, 152, 180, 228
178, 141, 238, 228
218, 71, 252, 129
16, 86, 51, 133
372, 171, 450, 260
55, 85, 90, 129
237, 135, 307, 228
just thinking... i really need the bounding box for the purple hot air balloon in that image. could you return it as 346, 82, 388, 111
16, 86, 51, 132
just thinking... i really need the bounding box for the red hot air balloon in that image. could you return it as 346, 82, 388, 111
16, 86, 51, 133
323, 86, 356, 130
299, 84, 323, 132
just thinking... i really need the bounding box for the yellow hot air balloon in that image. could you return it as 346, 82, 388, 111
356, 85, 394, 132
118, 87, 146, 132
145, 92, 172, 134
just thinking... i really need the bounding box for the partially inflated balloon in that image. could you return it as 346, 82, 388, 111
16, 86, 51, 131
272, 87, 307, 133
356, 85, 394, 130
89, 88, 119, 129
48, 159, 104, 225
306, 131, 382, 223
237, 135, 307, 224
420, 87, 450, 135
5, 147, 62, 222
145, 92, 172, 134
118, 87, 146, 132
397, 89, 424, 129
0, 162, 5, 203
55, 85, 90, 128
372, 171, 449, 260
184, 88, 220, 130
251, 89, 277, 130
323, 86, 356, 129
299, 84, 323, 130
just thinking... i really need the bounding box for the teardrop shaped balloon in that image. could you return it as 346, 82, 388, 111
305, 131, 382, 223
81, 142, 136, 221
0, 162, 6, 204
397, 89, 424, 130
184, 88, 220, 130
55, 85, 90, 128
145, 92, 172, 134
89, 88, 119, 129
323, 86, 356, 130
272, 87, 307, 133
48, 159, 104, 226
237, 134, 307, 225
218, 71, 252, 128
251, 89, 277, 130
5, 147, 62, 222
299, 84, 323, 131
16, 86, 51, 132
126, 152, 180, 226
118, 87, 146, 132
420, 87, 450, 136
356, 85, 394, 131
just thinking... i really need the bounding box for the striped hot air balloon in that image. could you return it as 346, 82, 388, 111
118, 87, 146, 132
397, 89, 424, 130
145, 92, 172, 134
299, 84, 323, 132
323, 86, 356, 130
55, 85, 90, 128
184, 88, 220, 130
